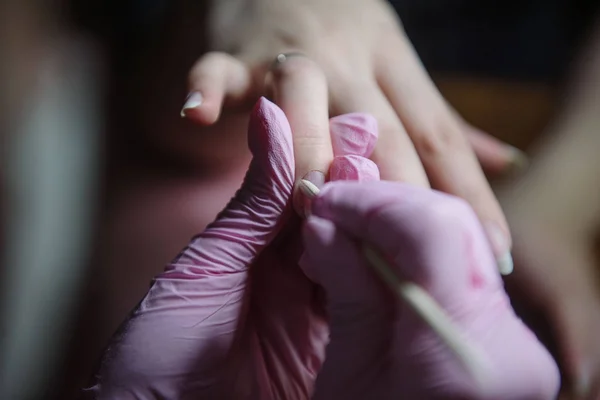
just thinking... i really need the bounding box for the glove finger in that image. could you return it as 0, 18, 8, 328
171, 97, 294, 274
312, 181, 501, 298
329, 155, 380, 182
296, 113, 385, 398
328, 113, 380, 182
301, 216, 392, 400
182, 52, 254, 124
329, 113, 378, 158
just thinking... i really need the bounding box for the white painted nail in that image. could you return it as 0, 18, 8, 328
574, 368, 591, 398
180, 91, 203, 117
497, 251, 514, 275
505, 146, 529, 175
299, 179, 321, 198
483, 222, 513, 275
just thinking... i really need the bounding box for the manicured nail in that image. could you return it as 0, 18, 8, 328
297, 171, 325, 217
574, 368, 591, 399
483, 222, 514, 275
504, 146, 529, 175
496, 252, 514, 276
302, 170, 325, 192
300, 179, 321, 198
180, 91, 203, 117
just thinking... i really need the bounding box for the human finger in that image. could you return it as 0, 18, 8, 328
464, 123, 529, 176
87, 98, 295, 398
269, 53, 333, 215
375, 43, 513, 274
182, 52, 254, 125
328, 113, 380, 181
330, 79, 429, 185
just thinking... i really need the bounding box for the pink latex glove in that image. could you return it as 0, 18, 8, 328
300, 177, 561, 399
87, 95, 557, 400
85, 98, 321, 398
85, 98, 380, 399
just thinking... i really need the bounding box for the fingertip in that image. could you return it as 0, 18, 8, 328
497, 252, 514, 275
304, 215, 337, 248
254, 95, 276, 111
250, 96, 289, 127
294, 170, 326, 217
184, 52, 253, 125
466, 128, 529, 177
301, 216, 338, 282
329, 113, 379, 158
330, 155, 380, 182
299, 177, 322, 199
180, 91, 222, 125
505, 146, 529, 176
180, 92, 203, 117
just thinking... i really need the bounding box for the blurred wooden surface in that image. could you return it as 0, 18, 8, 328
438, 75, 600, 265
436, 75, 559, 150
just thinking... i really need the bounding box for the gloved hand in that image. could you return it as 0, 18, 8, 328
85, 97, 319, 399
300, 179, 561, 399
87, 95, 559, 400
85, 98, 381, 399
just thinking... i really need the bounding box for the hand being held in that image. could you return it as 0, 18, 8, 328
182, 0, 521, 272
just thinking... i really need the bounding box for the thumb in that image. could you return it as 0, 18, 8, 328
173, 97, 295, 272
87, 98, 295, 398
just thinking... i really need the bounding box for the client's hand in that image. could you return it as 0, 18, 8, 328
301, 180, 560, 399
182, 0, 519, 269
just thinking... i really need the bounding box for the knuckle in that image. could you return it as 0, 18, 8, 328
273, 56, 326, 83
199, 51, 232, 66
294, 122, 329, 143
410, 120, 467, 159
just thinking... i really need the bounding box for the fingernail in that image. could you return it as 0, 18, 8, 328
504, 146, 529, 175
574, 368, 591, 399
180, 91, 203, 117
483, 222, 514, 275
300, 179, 321, 198
297, 171, 325, 217
302, 171, 325, 192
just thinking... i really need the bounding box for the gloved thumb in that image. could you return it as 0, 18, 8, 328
300, 216, 392, 400
172, 97, 295, 272
86, 98, 296, 399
